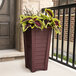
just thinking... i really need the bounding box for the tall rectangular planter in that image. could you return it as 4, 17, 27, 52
24, 27, 52, 72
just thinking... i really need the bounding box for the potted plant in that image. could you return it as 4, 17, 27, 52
20, 8, 61, 72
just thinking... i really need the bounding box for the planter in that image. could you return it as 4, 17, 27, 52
24, 27, 52, 72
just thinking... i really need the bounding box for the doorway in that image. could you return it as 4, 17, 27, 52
0, 0, 15, 49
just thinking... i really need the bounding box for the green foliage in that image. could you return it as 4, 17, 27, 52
53, 53, 76, 64
45, 9, 54, 17
20, 8, 61, 34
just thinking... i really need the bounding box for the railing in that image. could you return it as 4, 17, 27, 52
42, 3, 76, 69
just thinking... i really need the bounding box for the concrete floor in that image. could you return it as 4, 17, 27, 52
0, 59, 76, 76
0, 49, 24, 58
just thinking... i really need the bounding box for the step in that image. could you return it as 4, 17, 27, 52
0, 49, 25, 62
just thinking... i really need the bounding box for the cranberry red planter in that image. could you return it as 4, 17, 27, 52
24, 27, 52, 72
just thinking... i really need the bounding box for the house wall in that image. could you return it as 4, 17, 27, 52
15, 0, 24, 52
53, 14, 75, 55
16, 0, 53, 52
22, 0, 53, 11
15, 0, 75, 56
51, 0, 76, 56
52, 0, 58, 6
52, 0, 76, 6
54, 14, 75, 42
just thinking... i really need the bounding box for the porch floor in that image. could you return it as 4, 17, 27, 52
0, 49, 24, 58
0, 49, 24, 62
0, 59, 76, 76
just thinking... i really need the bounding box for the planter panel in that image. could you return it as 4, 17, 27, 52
24, 28, 52, 72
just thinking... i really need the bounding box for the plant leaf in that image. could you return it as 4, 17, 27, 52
45, 9, 54, 17
22, 16, 32, 22
34, 19, 43, 29
53, 18, 61, 28
22, 22, 31, 32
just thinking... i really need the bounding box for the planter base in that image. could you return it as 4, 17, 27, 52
26, 65, 47, 72
24, 28, 52, 72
